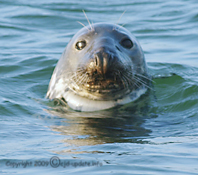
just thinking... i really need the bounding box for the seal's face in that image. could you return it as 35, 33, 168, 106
47, 23, 150, 111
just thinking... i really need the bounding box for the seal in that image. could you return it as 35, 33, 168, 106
46, 23, 151, 111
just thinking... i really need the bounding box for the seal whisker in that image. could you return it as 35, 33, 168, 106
135, 73, 154, 83
120, 77, 127, 89
71, 72, 79, 83
73, 68, 90, 86
121, 74, 131, 89
121, 23, 126, 28
84, 74, 90, 85
133, 76, 145, 89
115, 10, 127, 30
78, 74, 88, 85
82, 10, 93, 31
91, 21, 95, 31
124, 73, 137, 89
57, 71, 76, 81
73, 70, 85, 83
125, 71, 134, 78
125, 71, 152, 85
133, 80, 141, 89
69, 71, 79, 78
134, 76, 153, 91
134, 77, 148, 86
76, 68, 85, 73
77, 21, 90, 31
114, 71, 126, 89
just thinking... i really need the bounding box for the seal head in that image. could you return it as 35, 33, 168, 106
47, 23, 150, 111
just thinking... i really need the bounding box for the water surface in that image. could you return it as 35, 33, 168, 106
1, 0, 198, 174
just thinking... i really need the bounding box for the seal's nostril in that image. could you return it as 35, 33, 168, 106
93, 70, 97, 75
95, 55, 98, 66
116, 46, 121, 52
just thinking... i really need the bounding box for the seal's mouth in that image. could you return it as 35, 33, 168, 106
69, 69, 134, 100
84, 79, 124, 93
68, 64, 152, 101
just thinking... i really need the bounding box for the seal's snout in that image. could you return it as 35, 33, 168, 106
88, 47, 115, 76
94, 49, 112, 75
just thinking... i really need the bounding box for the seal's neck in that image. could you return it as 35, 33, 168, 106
62, 87, 147, 112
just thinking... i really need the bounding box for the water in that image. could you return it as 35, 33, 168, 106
1, 0, 198, 174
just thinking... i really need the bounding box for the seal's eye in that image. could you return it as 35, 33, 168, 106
76, 40, 86, 50
120, 38, 133, 49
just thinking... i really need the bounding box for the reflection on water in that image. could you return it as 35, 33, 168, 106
46, 92, 156, 149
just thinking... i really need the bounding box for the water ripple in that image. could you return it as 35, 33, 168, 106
1, 0, 198, 174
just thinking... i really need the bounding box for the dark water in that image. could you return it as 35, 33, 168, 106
1, 0, 198, 174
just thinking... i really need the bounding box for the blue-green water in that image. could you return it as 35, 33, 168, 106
1, 0, 198, 174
